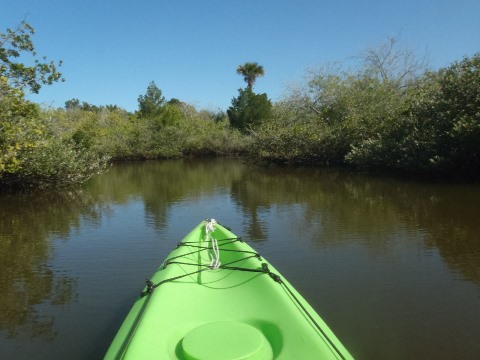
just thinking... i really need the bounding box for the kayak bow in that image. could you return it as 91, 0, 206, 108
104, 219, 354, 360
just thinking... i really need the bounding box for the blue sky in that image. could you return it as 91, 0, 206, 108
2, 0, 479, 112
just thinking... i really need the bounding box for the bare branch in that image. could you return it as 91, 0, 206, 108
355, 36, 428, 88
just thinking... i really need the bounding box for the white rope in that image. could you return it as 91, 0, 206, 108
205, 218, 221, 269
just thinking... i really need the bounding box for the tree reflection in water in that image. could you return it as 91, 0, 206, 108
226, 165, 480, 286
0, 190, 103, 339
1, 159, 479, 359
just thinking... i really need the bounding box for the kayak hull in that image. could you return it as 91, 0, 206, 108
104, 220, 354, 360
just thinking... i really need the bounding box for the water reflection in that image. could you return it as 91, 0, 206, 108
226, 165, 480, 285
401, 185, 480, 284
84, 159, 245, 229
0, 190, 104, 339
71, 161, 480, 287
1, 159, 479, 359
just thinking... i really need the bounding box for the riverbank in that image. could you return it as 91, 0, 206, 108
1, 53, 478, 191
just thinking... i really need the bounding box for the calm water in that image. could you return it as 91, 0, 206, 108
1, 158, 479, 359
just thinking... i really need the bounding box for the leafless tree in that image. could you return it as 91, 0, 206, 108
356, 36, 429, 88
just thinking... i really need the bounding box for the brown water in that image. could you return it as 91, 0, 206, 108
0, 158, 479, 359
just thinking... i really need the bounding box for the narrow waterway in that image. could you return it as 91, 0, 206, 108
1, 158, 479, 359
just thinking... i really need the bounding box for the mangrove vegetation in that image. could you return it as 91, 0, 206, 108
1, 22, 479, 191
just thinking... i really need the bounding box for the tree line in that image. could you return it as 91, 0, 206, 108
1, 22, 479, 191
251, 40, 480, 178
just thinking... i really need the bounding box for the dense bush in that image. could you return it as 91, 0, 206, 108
0, 93, 109, 190
227, 88, 272, 133
250, 68, 407, 165
41, 103, 246, 160
0, 21, 108, 190
2, 138, 109, 189
2, 21, 479, 190
249, 102, 342, 164
251, 51, 480, 177
347, 53, 480, 175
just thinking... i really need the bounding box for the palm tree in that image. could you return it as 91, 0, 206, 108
236, 62, 265, 90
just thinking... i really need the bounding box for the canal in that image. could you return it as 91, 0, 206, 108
1, 158, 479, 359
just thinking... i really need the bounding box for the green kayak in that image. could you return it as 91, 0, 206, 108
104, 219, 354, 360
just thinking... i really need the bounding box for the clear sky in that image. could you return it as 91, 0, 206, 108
2, 0, 479, 112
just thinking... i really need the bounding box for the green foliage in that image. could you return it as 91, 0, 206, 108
181, 115, 247, 156
3, 26, 478, 189
39, 99, 246, 164
251, 47, 479, 177
236, 62, 265, 89
0, 21, 108, 190
251, 65, 406, 165
0, 21, 63, 94
159, 103, 183, 127
415, 54, 480, 170
65, 98, 80, 110
131, 104, 246, 159
2, 137, 109, 189
347, 53, 480, 175
44, 105, 139, 160
250, 101, 345, 164
1, 100, 109, 190
1, 76, 41, 174
137, 81, 165, 118
227, 88, 272, 133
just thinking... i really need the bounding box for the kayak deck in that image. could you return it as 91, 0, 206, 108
104, 220, 354, 360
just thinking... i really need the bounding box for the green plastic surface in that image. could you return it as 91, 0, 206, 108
182, 321, 273, 360
104, 221, 354, 359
